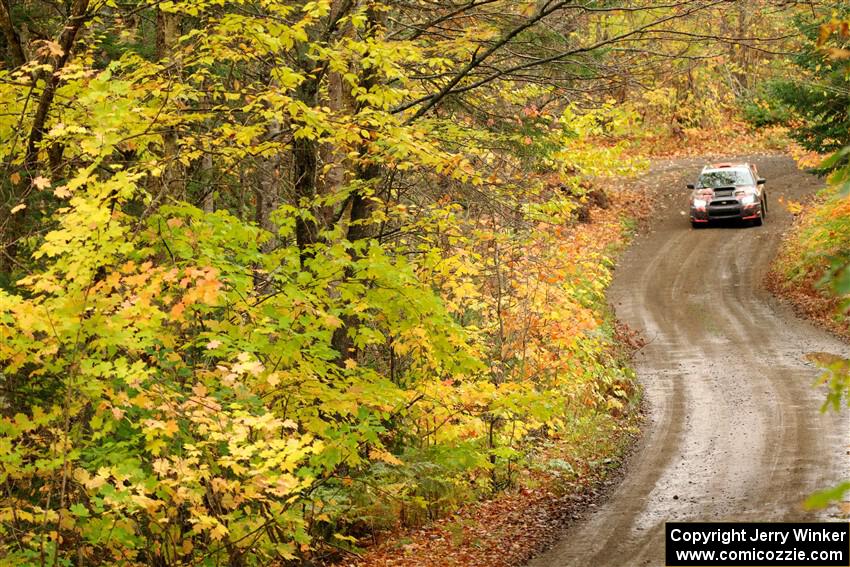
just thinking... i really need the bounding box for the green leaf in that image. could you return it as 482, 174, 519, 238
804, 482, 850, 509
69, 503, 90, 518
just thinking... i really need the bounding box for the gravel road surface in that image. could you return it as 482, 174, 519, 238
528, 154, 850, 567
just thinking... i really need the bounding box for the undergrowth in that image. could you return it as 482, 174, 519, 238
769, 185, 850, 338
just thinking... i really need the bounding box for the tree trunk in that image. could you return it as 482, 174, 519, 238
201, 153, 214, 213
0, 0, 26, 67
291, 54, 321, 263
25, 0, 89, 171
156, 8, 184, 199
331, 6, 385, 361
2, 0, 88, 273
735, 2, 750, 90
316, 60, 354, 229
255, 149, 282, 250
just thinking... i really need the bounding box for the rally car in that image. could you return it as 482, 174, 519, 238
687, 162, 767, 228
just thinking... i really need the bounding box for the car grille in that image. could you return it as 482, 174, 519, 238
712, 200, 738, 206
708, 204, 741, 218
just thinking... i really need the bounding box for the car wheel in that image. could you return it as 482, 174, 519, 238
753, 206, 764, 227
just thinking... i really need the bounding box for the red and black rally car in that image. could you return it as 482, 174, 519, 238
688, 162, 767, 228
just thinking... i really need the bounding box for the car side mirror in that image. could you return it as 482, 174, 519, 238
757, 178, 765, 185
687, 183, 695, 189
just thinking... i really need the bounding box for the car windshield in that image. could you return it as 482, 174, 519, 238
696, 169, 754, 189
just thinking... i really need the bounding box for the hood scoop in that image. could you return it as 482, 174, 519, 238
713, 186, 736, 197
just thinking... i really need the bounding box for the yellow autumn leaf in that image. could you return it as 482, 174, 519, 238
210, 523, 229, 540
32, 176, 51, 189
163, 420, 179, 436
369, 448, 403, 466
784, 199, 804, 215
827, 47, 850, 60
43, 40, 64, 57
53, 185, 71, 198
131, 493, 162, 513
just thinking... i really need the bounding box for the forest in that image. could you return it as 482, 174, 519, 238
0, 0, 848, 565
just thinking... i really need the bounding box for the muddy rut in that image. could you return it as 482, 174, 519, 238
527, 154, 850, 567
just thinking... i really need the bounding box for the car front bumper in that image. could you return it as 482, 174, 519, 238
690, 201, 761, 222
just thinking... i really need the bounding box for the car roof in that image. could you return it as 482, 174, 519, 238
702, 162, 751, 170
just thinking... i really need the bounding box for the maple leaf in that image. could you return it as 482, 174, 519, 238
827, 47, 850, 60
32, 176, 51, 190
210, 522, 229, 541
170, 301, 186, 319
44, 41, 64, 57
163, 420, 179, 436
53, 185, 71, 198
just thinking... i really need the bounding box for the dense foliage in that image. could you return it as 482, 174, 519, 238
0, 1, 653, 563
0, 0, 832, 564
772, 9, 850, 174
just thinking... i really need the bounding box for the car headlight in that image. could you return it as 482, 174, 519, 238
693, 198, 707, 208
740, 194, 756, 205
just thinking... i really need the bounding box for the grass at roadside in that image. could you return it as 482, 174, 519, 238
766, 184, 850, 340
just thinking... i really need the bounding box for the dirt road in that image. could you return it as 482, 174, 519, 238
528, 154, 850, 567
